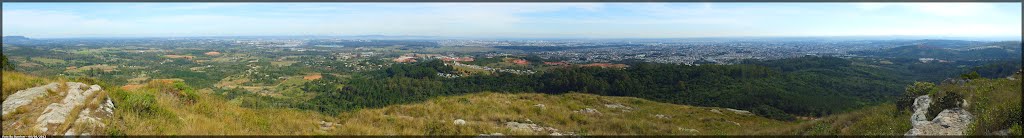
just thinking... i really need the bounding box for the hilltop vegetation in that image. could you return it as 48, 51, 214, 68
104, 79, 327, 135
298, 56, 919, 121
937, 74, 1022, 135
852, 41, 1021, 60
4, 71, 795, 135
326, 92, 792, 135
4, 66, 1021, 135
766, 104, 912, 135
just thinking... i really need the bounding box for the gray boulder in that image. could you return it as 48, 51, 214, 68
906, 95, 975, 136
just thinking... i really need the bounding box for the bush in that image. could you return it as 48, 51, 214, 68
111, 89, 167, 117
751, 105, 796, 121
960, 71, 982, 80
1011, 124, 1022, 135
172, 81, 199, 104
927, 90, 963, 120
897, 82, 936, 112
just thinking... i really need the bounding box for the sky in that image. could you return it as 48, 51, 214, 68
2, 3, 1021, 38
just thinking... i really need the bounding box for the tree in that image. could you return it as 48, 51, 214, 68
961, 71, 982, 80
1, 54, 13, 71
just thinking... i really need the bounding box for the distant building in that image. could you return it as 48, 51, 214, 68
512, 59, 529, 65
580, 63, 628, 68
919, 58, 936, 63
543, 61, 569, 66
442, 57, 475, 62
204, 51, 222, 56
393, 56, 417, 63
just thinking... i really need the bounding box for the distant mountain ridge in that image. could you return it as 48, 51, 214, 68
2, 36, 33, 43
852, 41, 1022, 60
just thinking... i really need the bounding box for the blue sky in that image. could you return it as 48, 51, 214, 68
2, 3, 1021, 38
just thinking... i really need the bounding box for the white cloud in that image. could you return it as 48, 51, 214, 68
856, 3, 996, 17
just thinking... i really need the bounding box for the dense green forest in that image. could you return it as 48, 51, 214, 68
293, 56, 985, 120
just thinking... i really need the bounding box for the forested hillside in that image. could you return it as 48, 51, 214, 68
852, 41, 1022, 60
294, 56, 925, 120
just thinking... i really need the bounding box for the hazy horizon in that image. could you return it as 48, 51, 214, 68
3, 3, 1021, 38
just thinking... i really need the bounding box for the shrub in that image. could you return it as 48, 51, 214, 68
964, 78, 1022, 134
926, 90, 963, 120
751, 105, 796, 121
111, 89, 167, 117
1011, 124, 1022, 135
960, 71, 981, 80
2, 54, 13, 71
897, 82, 936, 112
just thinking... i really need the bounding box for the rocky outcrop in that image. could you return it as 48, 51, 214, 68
724, 108, 753, 115
34, 82, 103, 132
454, 119, 467, 125
2, 83, 60, 116
503, 121, 575, 135
505, 121, 558, 133
906, 95, 974, 136
573, 108, 600, 114
2, 82, 113, 135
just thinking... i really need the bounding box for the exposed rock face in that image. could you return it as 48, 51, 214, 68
710, 109, 723, 114
454, 119, 467, 125
910, 96, 933, 126
505, 121, 558, 133
604, 103, 632, 110
2, 83, 60, 115
318, 120, 339, 132
724, 108, 753, 115
573, 108, 600, 114
654, 114, 671, 119
533, 104, 545, 108
906, 95, 974, 136
35, 82, 103, 132
677, 127, 700, 133
2, 82, 113, 135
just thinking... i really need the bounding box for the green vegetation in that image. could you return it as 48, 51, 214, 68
328, 92, 793, 135
768, 104, 912, 135
2, 53, 13, 71
952, 74, 1022, 135
896, 82, 936, 112
852, 41, 1022, 61
106, 79, 327, 135
300, 57, 912, 121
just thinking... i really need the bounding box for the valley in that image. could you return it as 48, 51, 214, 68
2, 37, 1021, 136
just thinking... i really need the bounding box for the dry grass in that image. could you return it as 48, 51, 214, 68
2, 71, 49, 102
764, 104, 912, 135
329, 92, 793, 135
107, 81, 326, 135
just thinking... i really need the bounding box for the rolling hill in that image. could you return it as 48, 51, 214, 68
852, 41, 1022, 60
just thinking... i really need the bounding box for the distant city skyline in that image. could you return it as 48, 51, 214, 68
3, 3, 1021, 38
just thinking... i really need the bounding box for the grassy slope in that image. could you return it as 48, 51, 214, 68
104, 81, 328, 135
765, 104, 912, 135
2, 72, 111, 135
14, 70, 1014, 135
7, 72, 795, 135
328, 92, 793, 135
2, 73, 907, 135
2, 71, 50, 102
951, 75, 1022, 135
